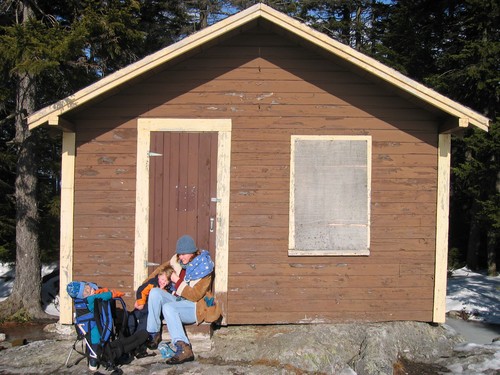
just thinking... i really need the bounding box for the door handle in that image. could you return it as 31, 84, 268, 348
145, 261, 160, 267
210, 217, 215, 233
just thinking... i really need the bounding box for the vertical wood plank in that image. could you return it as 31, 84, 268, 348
134, 122, 150, 288
215, 130, 231, 324
186, 133, 200, 238
168, 133, 181, 256
197, 133, 211, 251
434, 133, 451, 323
160, 133, 172, 260
59, 132, 76, 324
209, 133, 218, 256
149, 133, 163, 270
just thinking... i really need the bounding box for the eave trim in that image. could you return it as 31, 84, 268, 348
28, 3, 489, 132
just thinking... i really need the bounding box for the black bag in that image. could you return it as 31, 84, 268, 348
100, 330, 149, 367
127, 306, 149, 335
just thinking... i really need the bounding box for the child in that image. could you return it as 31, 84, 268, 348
67, 281, 117, 370
66, 281, 147, 371
67, 281, 124, 344
128, 265, 175, 335
135, 265, 175, 309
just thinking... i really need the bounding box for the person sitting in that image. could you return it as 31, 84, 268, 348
145, 235, 221, 365
128, 265, 175, 334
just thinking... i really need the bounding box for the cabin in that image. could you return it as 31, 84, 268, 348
28, 4, 489, 326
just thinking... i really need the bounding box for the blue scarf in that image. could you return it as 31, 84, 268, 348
185, 250, 214, 283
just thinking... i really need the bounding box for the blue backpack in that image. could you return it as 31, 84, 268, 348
75, 296, 120, 354
65, 283, 149, 371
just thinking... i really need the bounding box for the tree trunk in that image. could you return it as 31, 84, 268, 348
486, 230, 497, 276
355, 5, 362, 50
199, 4, 209, 30
0, 0, 50, 321
486, 170, 499, 276
341, 5, 351, 46
369, 0, 376, 53
466, 199, 480, 271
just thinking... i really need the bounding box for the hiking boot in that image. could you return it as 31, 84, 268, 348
134, 343, 149, 359
146, 332, 161, 350
165, 341, 194, 365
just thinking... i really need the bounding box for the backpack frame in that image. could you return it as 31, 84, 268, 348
65, 294, 130, 370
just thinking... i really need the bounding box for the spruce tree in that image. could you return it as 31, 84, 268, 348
0, 0, 216, 320
0, 0, 148, 320
427, 0, 499, 275
0, 0, 46, 320
380, 0, 499, 274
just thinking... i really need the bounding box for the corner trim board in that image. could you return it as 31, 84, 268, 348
59, 132, 76, 325
434, 133, 451, 323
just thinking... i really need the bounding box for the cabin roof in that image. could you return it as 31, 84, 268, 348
28, 3, 489, 132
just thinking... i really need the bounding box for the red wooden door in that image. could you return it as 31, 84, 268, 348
148, 132, 218, 270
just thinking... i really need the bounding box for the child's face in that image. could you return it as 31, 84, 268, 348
158, 274, 168, 289
82, 284, 95, 298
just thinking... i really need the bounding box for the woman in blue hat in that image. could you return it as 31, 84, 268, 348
145, 235, 221, 365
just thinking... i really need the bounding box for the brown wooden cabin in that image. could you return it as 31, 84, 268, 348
28, 4, 489, 326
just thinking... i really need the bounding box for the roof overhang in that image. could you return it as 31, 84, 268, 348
28, 3, 489, 133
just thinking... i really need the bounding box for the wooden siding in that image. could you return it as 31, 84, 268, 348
70, 26, 439, 321
72, 119, 137, 304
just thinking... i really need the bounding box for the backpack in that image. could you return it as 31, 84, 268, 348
66, 287, 149, 371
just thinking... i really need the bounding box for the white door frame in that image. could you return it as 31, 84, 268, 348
134, 118, 231, 313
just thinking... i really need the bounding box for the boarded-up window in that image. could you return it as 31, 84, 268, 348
289, 136, 371, 256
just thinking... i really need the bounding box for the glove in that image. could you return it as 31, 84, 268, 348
111, 289, 125, 298
204, 296, 215, 307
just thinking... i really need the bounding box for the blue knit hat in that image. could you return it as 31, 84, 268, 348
67, 281, 86, 299
176, 235, 197, 254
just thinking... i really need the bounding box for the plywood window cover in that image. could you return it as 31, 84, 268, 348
289, 135, 371, 256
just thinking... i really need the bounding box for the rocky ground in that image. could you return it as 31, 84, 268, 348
0, 321, 499, 374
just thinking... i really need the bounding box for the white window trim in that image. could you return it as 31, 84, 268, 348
289, 135, 371, 256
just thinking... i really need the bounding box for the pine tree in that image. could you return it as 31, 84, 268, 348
379, 0, 499, 274
296, 0, 389, 52
0, 0, 46, 320
0, 0, 151, 320
427, 0, 499, 275
0, 0, 215, 321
